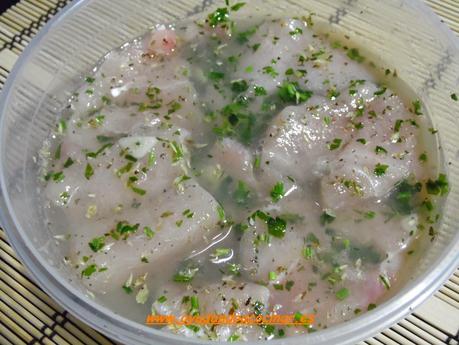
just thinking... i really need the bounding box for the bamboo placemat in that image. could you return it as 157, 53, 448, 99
0, 0, 458, 344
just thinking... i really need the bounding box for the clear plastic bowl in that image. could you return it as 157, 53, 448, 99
0, 0, 458, 344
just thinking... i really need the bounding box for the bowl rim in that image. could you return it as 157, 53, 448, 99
0, 0, 458, 344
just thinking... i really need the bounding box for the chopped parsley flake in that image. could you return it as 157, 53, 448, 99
374, 86, 387, 96
231, 79, 249, 93
182, 209, 194, 219
186, 325, 200, 333
394, 119, 403, 132
233, 180, 251, 205
347, 48, 365, 63
146, 150, 156, 168
57, 119, 67, 134
278, 81, 312, 104
88, 236, 105, 252
422, 199, 434, 212
379, 274, 391, 290
412, 100, 423, 115
122, 285, 133, 294
208, 70, 225, 81
336, 288, 350, 300
54, 143, 61, 160
101, 95, 111, 105
353, 121, 364, 129
252, 43, 261, 51
174, 174, 191, 190
81, 264, 97, 278
63, 157, 74, 168
160, 211, 174, 218
303, 246, 314, 259
285, 280, 294, 291
207, 7, 229, 27
254, 85, 267, 96
364, 211, 376, 219
254, 155, 261, 169
304, 13, 315, 27
50, 171, 65, 183
285, 68, 294, 75
230, 2, 246, 11
84, 163, 94, 180
262, 66, 278, 78
228, 334, 240, 342
268, 271, 277, 281
451, 93, 458, 101
86, 143, 112, 159
390, 179, 422, 214
320, 209, 336, 225
355, 98, 365, 116
136, 284, 149, 304
141, 256, 149, 263
59, 192, 70, 204
173, 265, 199, 283
124, 154, 137, 162
116, 162, 133, 177
328, 138, 342, 150
368, 303, 377, 311
96, 135, 112, 143
349, 79, 365, 95
375, 146, 387, 154
425, 174, 449, 196
168, 101, 182, 114
157, 295, 167, 303
266, 217, 287, 238
327, 87, 340, 100
368, 110, 377, 118
419, 152, 428, 162
227, 263, 241, 276
374, 163, 388, 176
127, 174, 147, 195
343, 179, 364, 196
170, 141, 184, 162
270, 181, 285, 202
237, 27, 257, 44
211, 248, 231, 260
114, 221, 139, 237
217, 204, 226, 222
190, 295, 200, 316
88, 115, 105, 128
293, 312, 302, 322
289, 27, 303, 36
143, 226, 155, 239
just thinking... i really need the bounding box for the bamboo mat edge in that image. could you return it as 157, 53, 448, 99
0, 0, 458, 345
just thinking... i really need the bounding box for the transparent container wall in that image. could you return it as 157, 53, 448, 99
1, 0, 458, 344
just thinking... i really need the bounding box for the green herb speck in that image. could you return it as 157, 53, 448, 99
84, 163, 94, 180
374, 163, 388, 176
270, 181, 285, 202
88, 236, 105, 252
336, 287, 350, 300
347, 48, 365, 63
328, 138, 342, 150
81, 264, 97, 278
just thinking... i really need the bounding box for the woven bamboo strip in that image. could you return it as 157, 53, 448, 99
0, 1, 457, 344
